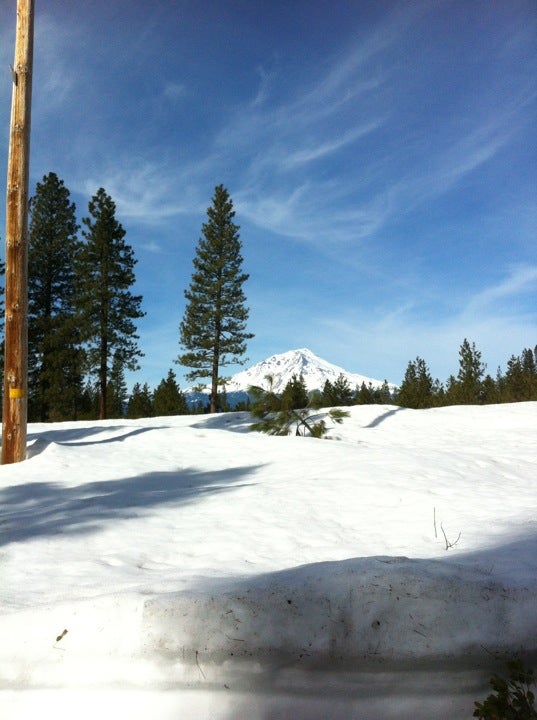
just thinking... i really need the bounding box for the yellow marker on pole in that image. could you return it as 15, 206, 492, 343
9, 388, 26, 399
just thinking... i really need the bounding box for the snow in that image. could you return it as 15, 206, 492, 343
1, 402, 536, 719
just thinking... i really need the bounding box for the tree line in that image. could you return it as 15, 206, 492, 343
395, 339, 537, 408
0, 174, 253, 421
124, 336, 537, 420
245, 337, 537, 416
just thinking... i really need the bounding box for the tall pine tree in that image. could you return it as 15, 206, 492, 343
178, 184, 254, 413
76, 188, 145, 419
28, 173, 84, 421
445, 339, 486, 404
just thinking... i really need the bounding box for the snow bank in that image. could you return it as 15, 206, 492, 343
144, 555, 537, 672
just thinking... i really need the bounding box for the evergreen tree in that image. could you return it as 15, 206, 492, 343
494, 365, 506, 402
106, 350, 128, 418
28, 172, 83, 421
481, 373, 500, 404
178, 184, 254, 413
503, 355, 524, 401
355, 381, 374, 405
76, 188, 145, 419
153, 368, 189, 416
521, 346, 537, 400
322, 374, 355, 406
281, 373, 309, 410
446, 339, 486, 404
321, 379, 334, 406
503, 347, 537, 401
249, 374, 348, 438
369, 380, 394, 404
78, 380, 100, 420
396, 357, 437, 409
247, 374, 281, 417
127, 382, 153, 419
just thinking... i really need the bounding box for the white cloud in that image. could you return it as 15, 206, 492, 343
464, 265, 537, 316
282, 121, 384, 169
163, 82, 186, 100
79, 157, 212, 225
32, 14, 86, 113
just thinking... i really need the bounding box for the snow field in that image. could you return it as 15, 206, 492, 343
1, 403, 536, 718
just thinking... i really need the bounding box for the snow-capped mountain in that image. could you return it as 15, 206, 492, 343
227, 348, 391, 394
188, 348, 393, 399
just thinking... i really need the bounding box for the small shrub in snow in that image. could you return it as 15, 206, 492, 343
473, 660, 536, 719
248, 374, 348, 438
250, 406, 348, 438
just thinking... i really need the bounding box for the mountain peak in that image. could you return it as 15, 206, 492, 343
220, 348, 391, 395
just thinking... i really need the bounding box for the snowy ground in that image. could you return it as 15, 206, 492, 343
1, 403, 536, 718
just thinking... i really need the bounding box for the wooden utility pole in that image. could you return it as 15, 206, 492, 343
2, 0, 34, 464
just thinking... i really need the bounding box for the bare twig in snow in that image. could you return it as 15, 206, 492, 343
441, 523, 461, 550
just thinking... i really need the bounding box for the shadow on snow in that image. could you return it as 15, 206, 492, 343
142, 531, 537, 719
364, 406, 406, 428
0, 463, 261, 546
25, 425, 169, 455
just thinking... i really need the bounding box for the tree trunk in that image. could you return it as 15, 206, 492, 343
210, 362, 218, 413
99, 336, 107, 420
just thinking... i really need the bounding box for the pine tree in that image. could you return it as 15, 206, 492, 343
333, 373, 355, 405
322, 374, 355, 406
127, 382, 153, 419
481, 373, 500, 404
446, 339, 486, 404
370, 380, 393, 404
281, 373, 309, 410
503, 348, 537, 401
78, 380, 100, 420
396, 357, 437, 408
28, 172, 84, 421
178, 184, 254, 413
76, 188, 145, 419
106, 350, 128, 418
153, 368, 189, 416
321, 379, 334, 406
355, 381, 374, 405
521, 347, 537, 400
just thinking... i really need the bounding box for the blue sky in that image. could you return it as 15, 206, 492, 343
1, 0, 536, 390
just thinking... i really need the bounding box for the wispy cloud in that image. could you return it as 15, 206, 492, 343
282, 121, 385, 169
203, 7, 534, 257
31, 13, 87, 115
465, 265, 537, 316
81, 160, 208, 224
